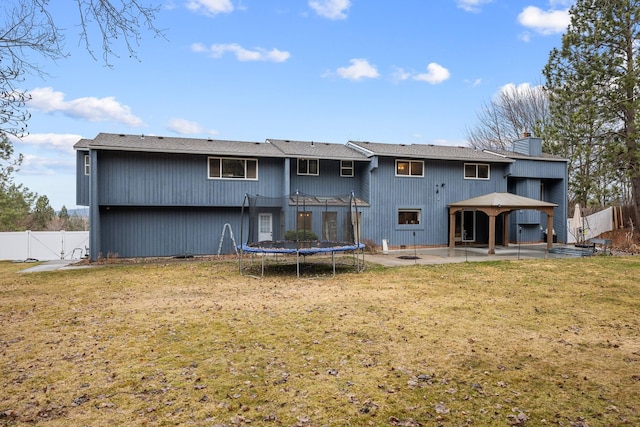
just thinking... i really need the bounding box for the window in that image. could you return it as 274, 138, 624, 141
396, 160, 424, 177
298, 158, 319, 175
208, 157, 258, 179
398, 209, 421, 225
340, 160, 354, 177
464, 163, 490, 180
84, 155, 90, 176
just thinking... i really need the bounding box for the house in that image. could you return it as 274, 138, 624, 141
74, 133, 567, 260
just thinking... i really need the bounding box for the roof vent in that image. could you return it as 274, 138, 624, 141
158, 136, 164, 139
119, 134, 125, 137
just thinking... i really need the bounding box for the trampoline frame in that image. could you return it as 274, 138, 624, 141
238, 191, 365, 277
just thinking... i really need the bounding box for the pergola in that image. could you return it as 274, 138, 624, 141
448, 192, 558, 255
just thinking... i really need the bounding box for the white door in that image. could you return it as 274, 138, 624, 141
258, 213, 273, 241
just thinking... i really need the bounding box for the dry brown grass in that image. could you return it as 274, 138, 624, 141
0, 256, 639, 426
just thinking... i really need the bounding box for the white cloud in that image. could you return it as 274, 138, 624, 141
13, 133, 82, 154
192, 43, 290, 62
167, 118, 219, 135
413, 63, 451, 84
456, 0, 493, 13
309, 0, 351, 19
464, 78, 483, 87
334, 59, 379, 81
519, 31, 532, 42
495, 82, 545, 102
186, 0, 234, 15
498, 82, 538, 94
518, 5, 570, 35
17, 154, 76, 176
391, 67, 412, 83
27, 87, 144, 126
191, 43, 207, 53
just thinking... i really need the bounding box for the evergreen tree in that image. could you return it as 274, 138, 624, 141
30, 195, 55, 230
58, 205, 70, 223
543, 0, 640, 218
0, 183, 34, 231
0, 133, 35, 231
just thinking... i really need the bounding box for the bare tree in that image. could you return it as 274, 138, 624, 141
1, 0, 164, 137
466, 84, 549, 150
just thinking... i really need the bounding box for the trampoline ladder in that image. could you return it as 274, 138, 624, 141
217, 223, 238, 257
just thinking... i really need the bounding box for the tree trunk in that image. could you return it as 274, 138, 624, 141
632, 177, 640, 229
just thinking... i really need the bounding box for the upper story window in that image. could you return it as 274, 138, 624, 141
464, 163, 490, 180
298, 158, 319, 176
396, 159, 424, 177
208, 157, 258, 180
84, 155, 90, 176
340, 160, 354, 177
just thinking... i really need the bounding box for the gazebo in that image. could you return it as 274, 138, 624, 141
448, 192, 558, 254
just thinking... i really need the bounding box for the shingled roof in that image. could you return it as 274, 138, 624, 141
267, 139, 369, 161
347, 140, 514, 163
75, 133, 557, 165
484, 148, 567, 162
449, 192, 557, 209
74, 133, 285, 158
74, 133, 372, 161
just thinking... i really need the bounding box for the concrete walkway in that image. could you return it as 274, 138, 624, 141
17, 259, 90, 273
364, 244, 593, 267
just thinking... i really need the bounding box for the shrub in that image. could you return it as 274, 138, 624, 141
361, 239, 378, 254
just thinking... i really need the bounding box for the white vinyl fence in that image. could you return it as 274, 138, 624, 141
566, 207, 614, 244
0, 231, 90, 261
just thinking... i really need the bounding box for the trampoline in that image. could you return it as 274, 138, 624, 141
238, 191, 365, 276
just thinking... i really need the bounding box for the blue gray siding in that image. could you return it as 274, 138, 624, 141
289, 159, 365, 198
362, 157, 511, 247
546, 178, 568, 242
77, 135, 568, 258
509, 159, 566, 180
97, 151, 284, 206
99, 206, 242, 258
76, 151, 90, 206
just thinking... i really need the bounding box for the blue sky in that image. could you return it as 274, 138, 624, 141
10, 0, 574, 211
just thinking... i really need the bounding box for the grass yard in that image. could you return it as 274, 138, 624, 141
0, 256, 639, 426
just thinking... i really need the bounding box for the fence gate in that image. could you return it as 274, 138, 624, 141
0, 231, 90, 261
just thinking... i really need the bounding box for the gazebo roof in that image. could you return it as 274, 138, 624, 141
449, 192, 557, 209
447, 192, 558, 255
